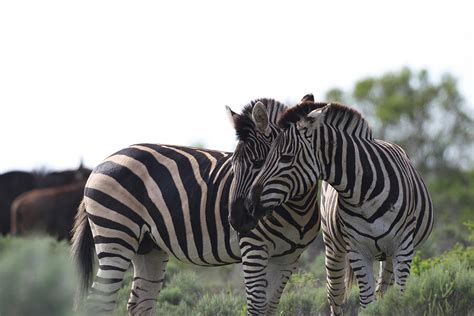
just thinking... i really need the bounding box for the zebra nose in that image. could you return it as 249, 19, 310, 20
229, 197, 258, 234
250, 185, 264, 219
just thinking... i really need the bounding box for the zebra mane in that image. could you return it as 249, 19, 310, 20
323, 103, 372, 138
234, 98, 288, 141
278, 101, 329, 129
279, 102, 373, 138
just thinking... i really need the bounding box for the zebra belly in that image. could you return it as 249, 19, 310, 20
340, 210, 410, 258
146, 217, 242, 266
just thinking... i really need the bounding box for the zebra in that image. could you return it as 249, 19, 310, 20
71, 98, 319, 315
247, 99, 434, 314
227, 94, 321, 314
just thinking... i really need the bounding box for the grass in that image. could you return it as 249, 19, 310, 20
0, 236, 472, 315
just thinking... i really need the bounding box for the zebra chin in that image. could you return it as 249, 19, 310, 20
229, 197, 259, 234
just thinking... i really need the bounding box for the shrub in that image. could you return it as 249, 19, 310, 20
0, 237, 76, 316
158, 270, 204, 306
277, 272, 328, 315
195, 292, 246, 316
363, 247, 474, 315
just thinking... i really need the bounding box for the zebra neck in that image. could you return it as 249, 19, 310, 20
317, 136, 383, 207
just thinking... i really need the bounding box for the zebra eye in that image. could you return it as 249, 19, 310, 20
280, 155, 293, 163
252, 159, 265, 169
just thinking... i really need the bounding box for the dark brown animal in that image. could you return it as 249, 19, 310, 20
0, 171, 36, 235
11, 179, 88, 240
0, 165, 91, 235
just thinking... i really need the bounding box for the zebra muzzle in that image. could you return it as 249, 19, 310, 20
249, 184, 267, 220
229, 197, 258, 234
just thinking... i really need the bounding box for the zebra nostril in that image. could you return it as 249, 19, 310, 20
250, 185, 265, 219
229, 197, 258, 234
244, 198, 253, 213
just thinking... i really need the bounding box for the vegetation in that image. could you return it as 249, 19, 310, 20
0, 68, 472, 315
0, 237, 471, 315
0, 237, 76, 316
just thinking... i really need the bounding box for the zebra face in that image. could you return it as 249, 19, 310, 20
227, 101, 281, 234
229, 139, 272, 233
249, 123, 319, 221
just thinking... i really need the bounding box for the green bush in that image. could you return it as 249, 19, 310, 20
363, 247, 474, 316
0, 237, 76, 316
158, 270, 204, 306
195, 292, 246, 316
277, 272, 328, 315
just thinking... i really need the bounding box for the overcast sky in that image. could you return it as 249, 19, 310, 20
1, 1, 472, 173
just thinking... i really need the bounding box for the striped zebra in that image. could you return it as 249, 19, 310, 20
71, 98, 319, 315
246, 100, 433, 314
227, 95, 321, 314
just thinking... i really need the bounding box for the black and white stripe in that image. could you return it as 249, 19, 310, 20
249, 101, 433, 315
71, 98, 320, 315
227, 96, 320, 314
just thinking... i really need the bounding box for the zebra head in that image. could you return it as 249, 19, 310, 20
248, 99, 328, 222
226, 98, 289, 234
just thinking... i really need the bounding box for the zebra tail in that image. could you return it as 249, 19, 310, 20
343, 258, 355, 303
70, 199, 94, 310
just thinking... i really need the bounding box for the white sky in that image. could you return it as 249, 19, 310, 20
0, 1, 473, 173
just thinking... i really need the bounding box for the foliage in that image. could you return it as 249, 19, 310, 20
195, 292, 246, 316
158, 270, 204, 306
362, 247, 474, 316
0, 237, 76, 316
277, 272, 328, 315
276, 272, 360, 315
1, 234, 473, 316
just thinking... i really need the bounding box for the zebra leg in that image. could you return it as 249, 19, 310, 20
241, 245, 269, 315
393, 241, 414, 292
265, 260, 297, 315
87, 245, 134, 313
127, 248, 169, 315
347, 251, 375, 308
375, 258, 394, 297
324, 248, 347, 316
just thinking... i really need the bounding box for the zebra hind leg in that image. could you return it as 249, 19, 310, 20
323, 243, 347, 316
265, 260, 298, 315
87, 244, 134, 314
127, 247, 169, 315
347, 251, 375, 309
393, 241, 414, 292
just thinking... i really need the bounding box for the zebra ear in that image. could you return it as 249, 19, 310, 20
300, 93, 314, 103
298, 105, 327, 129
252, 101, 270, 135
226, 106, 240, 129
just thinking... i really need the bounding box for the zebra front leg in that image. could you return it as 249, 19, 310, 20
127, 248, 169, 315
375, 258, 393, 297
265, 259, 298, 315
347, 251, 375, 309
241, 245, 269, 315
